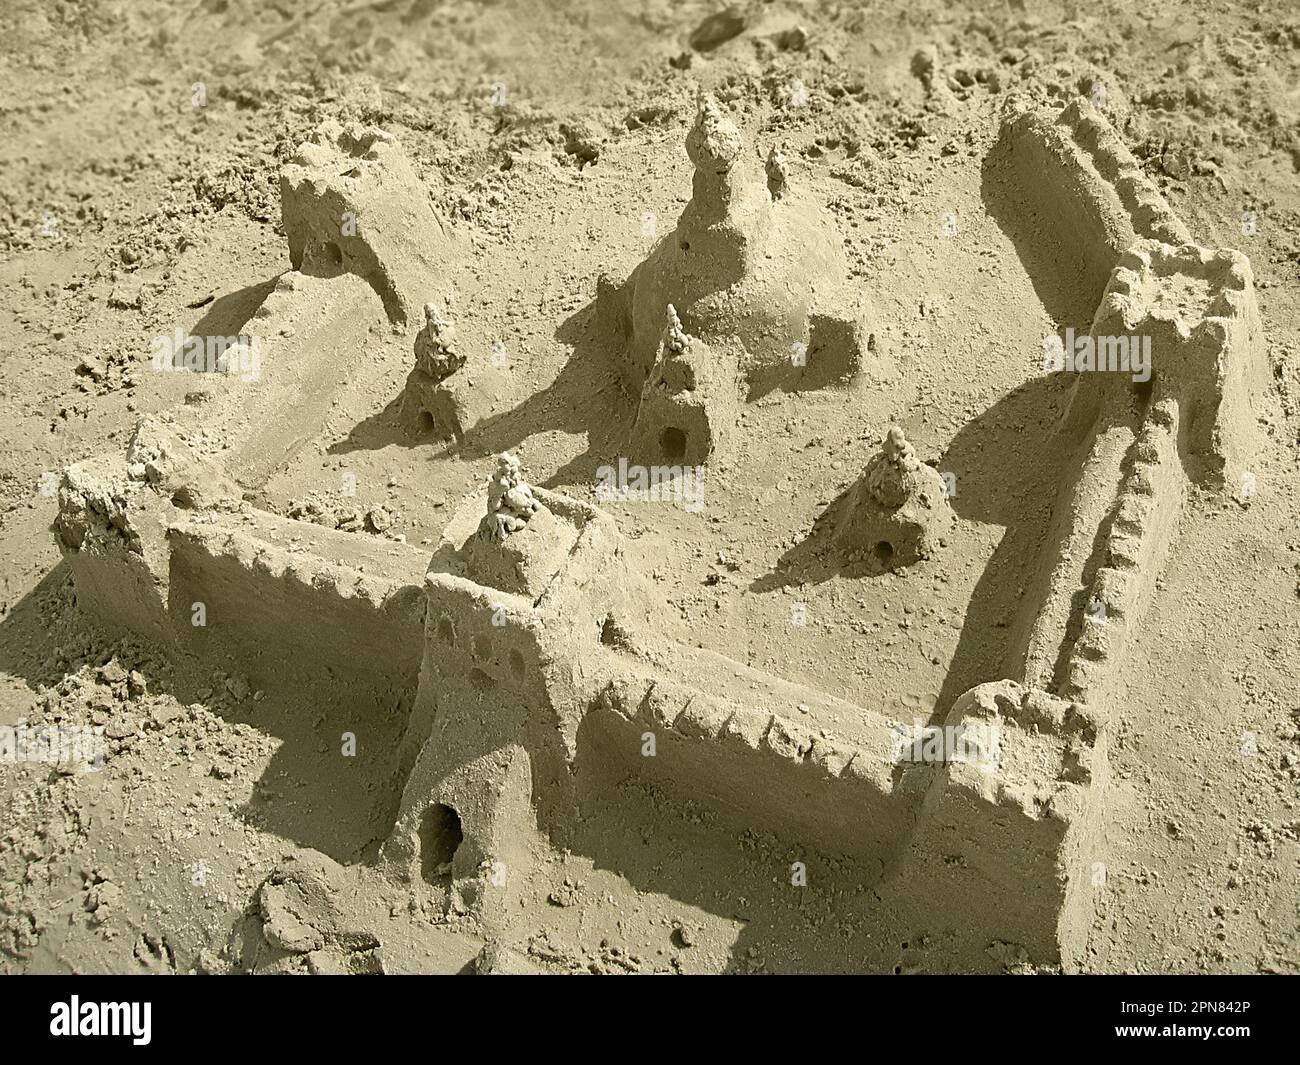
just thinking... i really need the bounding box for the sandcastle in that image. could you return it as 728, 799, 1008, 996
605, 95, 881, 466
50, 92, 1272, 973
626, 304, 739, 465
833, 426, 955, 569
395, 94, 884, 464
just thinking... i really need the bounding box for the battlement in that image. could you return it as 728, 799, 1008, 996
889, 681, 1107, 971
1094, 241, 1267, 484
995, 96, 1192, 305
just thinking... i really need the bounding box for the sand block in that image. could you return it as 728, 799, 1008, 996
890, 680, 1107, 972
280, 120, 461, 327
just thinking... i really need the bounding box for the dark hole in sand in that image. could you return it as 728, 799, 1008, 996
660, 426, 687, 461
420, 803, 463, 883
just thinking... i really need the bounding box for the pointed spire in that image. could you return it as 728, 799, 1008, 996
866, 426, 922, 507
766, 146, 789, 201
684, 95, 747, 218
483, 452, 541, 540
663, 304, 690, 354
413, 301, 464, 382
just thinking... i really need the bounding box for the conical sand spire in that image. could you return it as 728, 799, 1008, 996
834, 427, 954, 569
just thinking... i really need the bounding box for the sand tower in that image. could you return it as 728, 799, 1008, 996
834, 426, 954, 568
603, 95, 881, 466
627, 304, 740, 466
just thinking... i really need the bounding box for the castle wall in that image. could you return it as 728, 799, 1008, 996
166, 518, 427, 698
883, 681, 1108, 972
574, 655, 922, 877
997, 97, 1191, 309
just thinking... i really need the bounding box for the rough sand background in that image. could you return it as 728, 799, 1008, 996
1, 0, 1298, 974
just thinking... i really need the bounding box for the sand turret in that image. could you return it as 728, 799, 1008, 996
444, 453, 574, 597
402, 301, 509, 444
618, 97, 871, 393
834, 427, 953, 568
602, 95, 881, 465
279, 121, 461, 327
480, 452, 542, 541
627, 304, 739, 466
